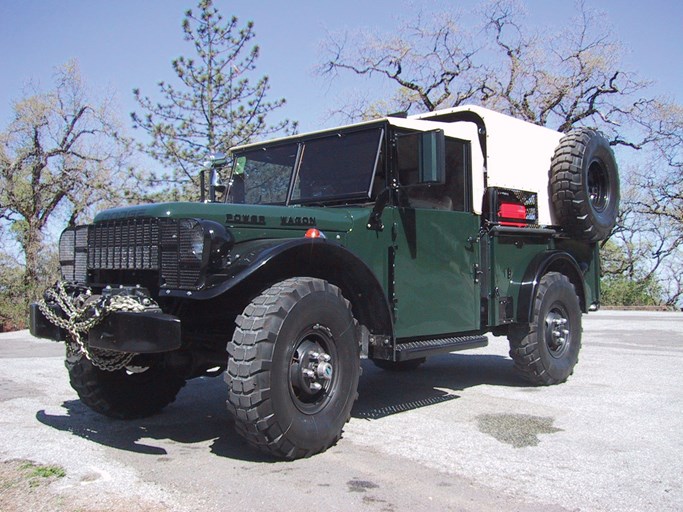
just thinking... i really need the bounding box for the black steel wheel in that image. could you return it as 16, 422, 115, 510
550, 128, 619, 242
226, 277, 361, 459
67, 355, 186, 419
508, 272, 582, 385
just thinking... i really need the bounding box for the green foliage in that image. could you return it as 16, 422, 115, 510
132, 0, 296, 200
600, 239, 665, 306
0, 258, 28, 331
600, 275, 662, 307
19, 462, 66, 480
0, 250, 59, 331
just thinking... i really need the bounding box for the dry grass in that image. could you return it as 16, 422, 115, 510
0, 459, 172, 512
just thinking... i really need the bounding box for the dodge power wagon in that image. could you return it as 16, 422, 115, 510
30, 105, 619, 459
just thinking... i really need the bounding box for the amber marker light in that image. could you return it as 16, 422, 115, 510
304, 228, 325, 239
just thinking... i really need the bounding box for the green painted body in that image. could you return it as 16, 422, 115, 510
487, 231, 553, 325
91, 110, 603, 343
95, 198, 600, 340
390, 209, 480, 337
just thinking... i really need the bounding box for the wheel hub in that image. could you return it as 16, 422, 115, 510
545, 310, 570, 357
297, 347, 333, 395
289, 327, 336, 413
587, 160, 609, 213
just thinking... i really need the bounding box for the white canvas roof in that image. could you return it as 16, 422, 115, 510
409, 106, 563, 224
230, 105, 564, 225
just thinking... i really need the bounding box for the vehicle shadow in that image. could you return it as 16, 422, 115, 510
354, 352, 523, 419
35, 351, 523, 462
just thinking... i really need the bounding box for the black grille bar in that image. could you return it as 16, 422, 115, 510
60, 218, 205, 291
158, 219, 203, 289
59, 226, 89, 282
88, 218, 160, 271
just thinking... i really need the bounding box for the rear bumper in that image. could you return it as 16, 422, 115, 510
29, 303, 181, 354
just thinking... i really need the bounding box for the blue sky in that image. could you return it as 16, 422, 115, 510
1, 0, 681, 135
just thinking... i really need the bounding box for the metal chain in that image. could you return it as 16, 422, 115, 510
37, 282, 156, 372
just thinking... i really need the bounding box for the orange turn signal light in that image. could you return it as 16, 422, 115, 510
304, 228, 325, 239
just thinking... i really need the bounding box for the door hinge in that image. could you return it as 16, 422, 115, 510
473, 264, 484, 284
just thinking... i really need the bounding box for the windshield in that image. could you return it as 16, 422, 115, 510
228, 143, 297, 205
227, 126, 384, 206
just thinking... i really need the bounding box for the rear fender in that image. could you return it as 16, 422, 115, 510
516, 251, 587, 323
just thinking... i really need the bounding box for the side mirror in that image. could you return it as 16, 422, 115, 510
418, 129, 445, 185
200, 153, 229, 202
210, 168, 227, 201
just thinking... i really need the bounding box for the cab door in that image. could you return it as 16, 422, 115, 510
389, 133, 481, 339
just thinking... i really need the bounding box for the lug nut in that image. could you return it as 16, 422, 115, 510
316, 362, 333, 380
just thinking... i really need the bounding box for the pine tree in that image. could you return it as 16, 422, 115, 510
132, 0, 296, 199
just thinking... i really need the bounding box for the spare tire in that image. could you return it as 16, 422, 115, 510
550, 128, 619, 242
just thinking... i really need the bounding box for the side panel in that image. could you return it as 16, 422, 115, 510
486, 231, 553, 326
554, 239, 601, 308
391, 208, 481, 337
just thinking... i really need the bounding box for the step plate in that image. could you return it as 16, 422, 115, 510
395, 335, 488, 361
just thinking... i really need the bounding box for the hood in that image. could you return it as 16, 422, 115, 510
93, 202, 362, 234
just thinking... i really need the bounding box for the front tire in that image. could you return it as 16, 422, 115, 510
508, 272, 582, 385
67, 355, 186, 419
226, 277, 361, 459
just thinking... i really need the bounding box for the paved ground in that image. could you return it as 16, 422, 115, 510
0, 311, 681, 511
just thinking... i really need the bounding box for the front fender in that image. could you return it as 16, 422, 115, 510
163, 237, 394, 339
161, 238, 309, 300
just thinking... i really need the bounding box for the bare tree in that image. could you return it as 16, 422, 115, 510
320, 9, 487, 115
321, 0, 681, 306
634, 101, 683, 225
628, 101, 683, 305
483, 1, 649, 134
321, 1, 650, 139
0, 61, 134, 323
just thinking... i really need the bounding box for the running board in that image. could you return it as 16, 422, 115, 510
395, 335, 488, 361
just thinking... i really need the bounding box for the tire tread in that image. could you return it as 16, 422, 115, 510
550, 128, 618, 241
226, 277, 359, 459
508, 272, 581, 385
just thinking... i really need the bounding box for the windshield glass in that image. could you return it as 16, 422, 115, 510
227, 143, 298, 204
291, 128, 384, 204
227, 126, 384, 206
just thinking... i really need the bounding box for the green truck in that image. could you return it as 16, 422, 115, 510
30, 105, 619, 459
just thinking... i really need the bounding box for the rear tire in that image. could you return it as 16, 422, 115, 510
508, 272, 582, 385
226, 277, 361, 459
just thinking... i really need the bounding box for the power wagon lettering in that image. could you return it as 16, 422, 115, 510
225, 213, 266, 225
280, 216, 316, 226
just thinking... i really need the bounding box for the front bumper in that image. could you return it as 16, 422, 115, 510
29, 303, 181, 354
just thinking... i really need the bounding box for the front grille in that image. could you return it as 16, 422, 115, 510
89, 218, 160, 271
60, 218, 205, 290
158, 219, 204, 289
59, 226, 89, 283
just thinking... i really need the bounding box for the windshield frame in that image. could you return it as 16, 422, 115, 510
226, 122, 386, 207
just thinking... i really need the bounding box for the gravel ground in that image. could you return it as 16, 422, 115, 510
1, 311, 682, 511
